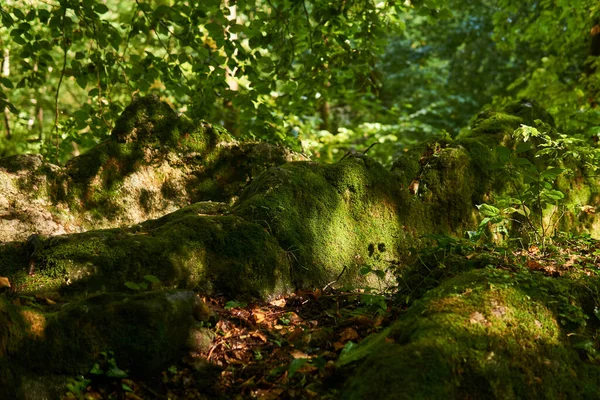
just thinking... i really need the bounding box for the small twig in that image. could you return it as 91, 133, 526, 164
136, 381, 167, 399
207, 340, 223, 361
323, 265, 348, 291
362, 142, 379, 155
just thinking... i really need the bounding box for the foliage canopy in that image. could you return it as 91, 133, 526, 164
0, 0, 599, 164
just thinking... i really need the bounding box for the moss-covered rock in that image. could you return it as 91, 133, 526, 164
235, 155, 405, 288
0, 96, 306, 242
339, 267, 600, 399
0, 290, 197, 398
0, 202, 293, 300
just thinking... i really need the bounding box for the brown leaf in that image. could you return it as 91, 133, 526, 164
290, 349, 309, 359
252, 311, 266, 324
409, 179, 419, 195
580, 205, 596, 214
339, 327, 359, 342
347, 315, 373, 326
0, 276, 11, 289
287, 327, 304, 342
526, 259, 543, 270
269, 298, 286, 307
469, 311, 489, 326
251, 330, 268, 342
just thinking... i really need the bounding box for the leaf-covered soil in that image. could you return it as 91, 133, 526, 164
58, 285, 396, 400
55, 234, 600, 400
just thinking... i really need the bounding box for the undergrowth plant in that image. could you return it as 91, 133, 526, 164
476, 120, 600, 251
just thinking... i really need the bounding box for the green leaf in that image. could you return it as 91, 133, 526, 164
106, 366, 128, 379
541, 189, 564, 202
13, 35, 26, 45
94, 4, 109, 14
89, 363, 103, 375
477, 204, 500, 217
0, 78, 13, 89
515, 142, 532, 153
38, 9, 50, 23
13, 8, 25, 20
154, 5, 172, 18
496, 146, 511, 163
540, 167, 564, 181
359, 265, 372, 276
224, 300, 247, 310
124, 282, 141, 291
144, 274, 160, 283
340, 341, 357, 358
287, 358, 308, 378
513, 157, 532, 166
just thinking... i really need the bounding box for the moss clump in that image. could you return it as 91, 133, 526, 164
111, 94, 180, 145
503, 99, 556, 128
17, 203, 292, 300
235, 155, 404, 288
339, 267, 600, 400
2, 290, 195, 376
462, 99, 555, 140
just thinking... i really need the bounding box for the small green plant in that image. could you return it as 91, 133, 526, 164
476, 122, 577, 250
224, 300, 248, 310
124, 274, 160, 291
89, 351, 128, 379
65, 376, 91, 399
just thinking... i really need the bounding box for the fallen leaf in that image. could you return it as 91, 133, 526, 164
251, 330, 267, 342
269, 298, 286, 307
526, 259, 543, 270
252, 311, 266, 324
409, 179, 419, 195
333, 342, 345, 351
287, 327, 304, 342
290, 349, 309, 359
339, 327, 359, 342
470, 311, 489, 325
0, 276, 11, 289
347, 315, 373, 326
580, 205, 596, 214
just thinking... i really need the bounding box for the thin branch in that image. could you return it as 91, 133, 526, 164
302, 0, 313, 52
134, 0, 191, 86
53, 6, 68, 160
2, 107, 10, 140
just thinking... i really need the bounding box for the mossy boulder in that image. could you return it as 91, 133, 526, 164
0, 290, 198, 398
235, 155, 405, 288
339, 267, 600, 399
0, 202, 293, 300
0, 95, 306, 242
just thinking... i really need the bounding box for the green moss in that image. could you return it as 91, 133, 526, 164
26, 206, 291, 300
468, 111, 523, 138
341, 268, 600, 400
9, 290, 196, 376
235, 156, 404, 288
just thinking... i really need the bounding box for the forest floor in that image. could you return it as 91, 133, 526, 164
57, 234, 600, 400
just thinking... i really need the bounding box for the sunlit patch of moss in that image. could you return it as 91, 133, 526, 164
235, 156, 405, 289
